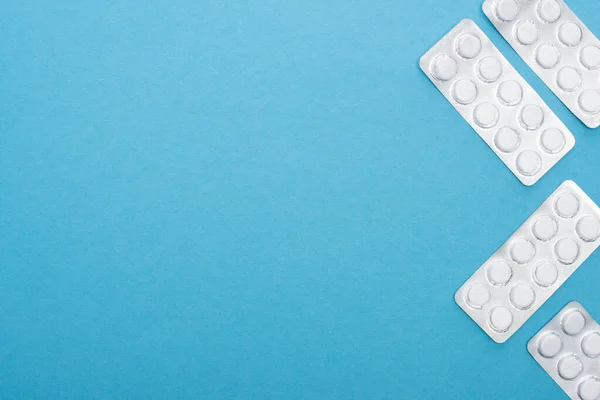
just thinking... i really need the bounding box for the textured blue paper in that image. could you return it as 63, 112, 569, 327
1, 0, 600, 398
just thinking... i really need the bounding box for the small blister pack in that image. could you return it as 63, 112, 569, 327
420, 19, 575, 186
528, 302, 600, 399
483, 0, 600, 128
455, 181, 600, 343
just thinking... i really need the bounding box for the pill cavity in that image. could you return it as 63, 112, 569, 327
579, 90, 600, 114
494, 127, 520, 153
576, 216, 600, 243
581, 332, 600, 358
537, 0, 562, 23
578, 377, 600, 400
510, 238, 536, 264
556, 66, 581, 92
557, 354, 583, 380
466, 283, 491, 309
533, 261, 558, 287
509, 283, 535, 310
554, 238, 580, 265
487, 261, 513, 286
532, 215, 558, 241
536, 43, 561, 69
452, 79, 478, 105
489, 306, 513, 333
516, 150, 542, 176
474, 102, 499, 128
497, 80, 523, 106
495, 0, 520, 22
456, 33, 482, 59
558, 22, 582, 47
520, 104, 545, 130
516, 20, 539, 45
537, 332, 563, 358
540, 128, 566, 154
478, 56, 503, 83
562, 310, 587, 336
580, 46, 600, 70
555, 193, 579, 218
432, 55, 458, 81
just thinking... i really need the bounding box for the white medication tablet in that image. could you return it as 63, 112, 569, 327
484, 0, 600, 128
528, 302, 600, 398
455, 181, 600, 343
420, 19, 575, 186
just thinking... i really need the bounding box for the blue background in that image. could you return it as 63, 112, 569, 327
1, 0, 600, 398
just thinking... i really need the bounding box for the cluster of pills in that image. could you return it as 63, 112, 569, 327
420, 19, 575, 186
529, 302, 600, 400
454, 181, 600, 343
484, 0, 600, 128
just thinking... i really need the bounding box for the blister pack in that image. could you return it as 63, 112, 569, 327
455, 180, 600, 343
483, 0, 600, 128
528, 302, 600, 399
420, 19, 575, 186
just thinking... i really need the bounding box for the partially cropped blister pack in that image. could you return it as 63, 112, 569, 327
420, 19, 575, 186
455, 181, 600, 343
528, 302, 600, 400
484, 0, 600, 128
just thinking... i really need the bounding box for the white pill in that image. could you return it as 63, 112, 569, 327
456, 33, 482, 59
536, 44, 561, 69
494, 127, 520, 153
466, 283, 491, 309
520, 104, 544, 130
578, 377, 600, 400
489, 306, 513, 333
478, 56, 503, 83
556, 66, 581, 92
533, 261, 559, 287
537, 332, 563, 358
557, 354, 583, 380
496, 0, 520, 22
474, 102, 499, 128
510, 238, 535, 264
432, 55, 458, 81
562, 310, 587, 336
452, 79, 478, 105
497, 80, 523, 106
540, 128, 566, 154
582, 332, 600, 358
577, 216, 600, 242
532, 215, 558, 241
537, 0, 562, 23
509, 283, 535, 310
555, 193, 579, 218
516, 150, 542, 176
554, 238, 580, 265
487, 261, 513, 286
516, 20, 539, 46
558, 22, 582, 47
580, 45, 600, 70
579, 90, 600, 114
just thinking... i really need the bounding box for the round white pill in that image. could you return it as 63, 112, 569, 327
478, 56, 503, 83
456, 33, 482, 59
509, 283, 535, 310
466, 283, 491, 309
516, 150, 542, 177
497, 80, 523, 106
578, 377, 600, 400
510, 238, 535, 264
452, 79, 478, 105
494, 127, 520, 153
555, 193, 580, 218
540, 128, 566, 154
557, 66, 581, 92
432, 55, 458, 81
580, 46, 600, 70
557, 354, 583, 380
474, 102, 499, 128
495, 0, 520, 22
537, 0, 562, 23
537, 332, 563, 358
520, 104, 545, 130
562, 310, 587, 336
558, 22, 583, 47
554, 238, 580, 265
533, 215, 558, 241
577, 216, 600, 242
516, 20, 539, 46
579, 90, 600, 115
489, 306, 513, 333
487, 261, 513, 286
582, 332, 600, 358
533, 261, 559, 287
536, 44, 561, 69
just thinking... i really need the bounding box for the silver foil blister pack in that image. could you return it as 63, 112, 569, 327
484, 0, 600, 128
455, 181, 600, 343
